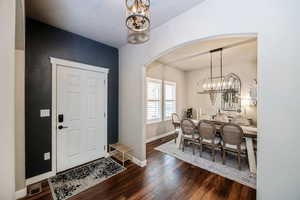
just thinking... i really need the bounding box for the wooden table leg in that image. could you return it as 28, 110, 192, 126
245, 137, 256, 176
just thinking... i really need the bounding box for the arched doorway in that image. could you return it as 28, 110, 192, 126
143, 33, 258, 189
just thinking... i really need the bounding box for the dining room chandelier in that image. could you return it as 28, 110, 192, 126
199, 48, 225, 105
125, 0, 150, 44
198, 48, 242, 106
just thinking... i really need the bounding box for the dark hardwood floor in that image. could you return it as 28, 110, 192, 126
22, 135, 256, 200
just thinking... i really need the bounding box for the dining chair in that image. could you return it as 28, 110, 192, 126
171, 113, 181, 143
220, 123, 246, 170
180, 119, 199, 155
197, 120, 221, 162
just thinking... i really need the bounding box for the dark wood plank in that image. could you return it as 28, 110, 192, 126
21, 134, 256, 200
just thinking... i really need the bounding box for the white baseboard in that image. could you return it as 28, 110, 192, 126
131, 156, 147, 167
145, 131, 176, 143
26, 170, 56, 186
15, 188, 27, 199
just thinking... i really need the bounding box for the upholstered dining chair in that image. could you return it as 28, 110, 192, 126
171, 113, 181, 143
180, 119, 199, 155
197, 120, 221, 162
220, 123, 246, 170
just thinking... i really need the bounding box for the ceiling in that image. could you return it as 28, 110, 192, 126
26, 0, 206, 48
157, 36, 257, 71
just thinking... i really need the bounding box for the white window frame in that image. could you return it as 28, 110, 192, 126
146, 77, 162, 124
164, 81, 176, 121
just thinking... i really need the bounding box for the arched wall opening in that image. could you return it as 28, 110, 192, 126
142, 34, 258, 133
142, 34, 258, 186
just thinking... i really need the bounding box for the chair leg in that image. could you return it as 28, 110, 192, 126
238, 151, 241, 170
199, 143, 203, 157
182, 139, 185, 152
179, 135, 183, 149
212, 147, 215, 162
192, 142, 195, 155
222, 150, 226, 165
174, 130, 178, 144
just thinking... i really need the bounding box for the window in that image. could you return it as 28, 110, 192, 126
146, 78, 162, 123
164, 81, 176, 120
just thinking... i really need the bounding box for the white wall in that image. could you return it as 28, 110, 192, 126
145, 62, 186, 140
15, 0, 26, 194
15, 50, 25, 192
119, 0, 300, 199
186, 41, 257, 125
0, 0, 16, 199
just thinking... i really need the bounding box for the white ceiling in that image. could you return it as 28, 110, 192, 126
26, 0, 206, 48
157, 36, 257, 71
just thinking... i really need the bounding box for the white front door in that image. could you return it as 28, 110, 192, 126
56, 65, 107, 172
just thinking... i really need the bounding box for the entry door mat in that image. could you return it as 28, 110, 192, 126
48, 158, 126, 200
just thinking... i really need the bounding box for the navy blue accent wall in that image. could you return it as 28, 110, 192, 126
25, 18, 119, 178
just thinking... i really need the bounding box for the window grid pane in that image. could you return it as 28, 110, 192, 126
147, 81, 161, 100
165, 84, 176, 100
147, 79, 162, 122
164, 100, 176, 119
164, 82, 176, 119
147, 100, 161, 121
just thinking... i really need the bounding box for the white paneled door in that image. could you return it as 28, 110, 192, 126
56, 65, 107, 172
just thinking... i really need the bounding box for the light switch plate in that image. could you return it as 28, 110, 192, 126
40, 109, 50, 117
44, 152, 50, 160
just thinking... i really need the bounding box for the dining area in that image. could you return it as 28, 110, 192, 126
172, 113, 257, 177
171, 47, 258, 177
146, 38, 258, 188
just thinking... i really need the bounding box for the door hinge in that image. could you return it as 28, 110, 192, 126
104, 79, 106, 85
104, 112, 106, 118
104, 145, 106, 151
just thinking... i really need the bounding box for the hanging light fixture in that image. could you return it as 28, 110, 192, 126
199, 48, 225, 105
125, 0, 150, 44
198, 48, 242, 107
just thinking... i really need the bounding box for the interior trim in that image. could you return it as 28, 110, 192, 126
50, 57, 110, 74
15, 187, 27, 199
145, 131, 175, 144
25, 171, 56, 186
131, 157, 147, 167
51, 57, 109, 174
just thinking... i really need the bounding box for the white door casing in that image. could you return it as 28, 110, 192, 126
51, 57, 108, 173
26, 58, 109, 185
57, 67, 107, 172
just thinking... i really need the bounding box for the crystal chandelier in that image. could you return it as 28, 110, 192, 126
125, 0, 150, 44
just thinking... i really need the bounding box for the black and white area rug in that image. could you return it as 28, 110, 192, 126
48, 158, 126, 200
155, 141, 256, 189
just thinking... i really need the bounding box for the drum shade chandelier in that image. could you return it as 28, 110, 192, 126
125, 0, 150, 44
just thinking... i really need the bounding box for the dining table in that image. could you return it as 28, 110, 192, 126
176, 119, 257, 176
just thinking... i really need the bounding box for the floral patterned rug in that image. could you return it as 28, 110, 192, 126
48, 158, 126, 200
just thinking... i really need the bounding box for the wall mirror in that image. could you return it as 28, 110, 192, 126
221, 73, 241, 111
